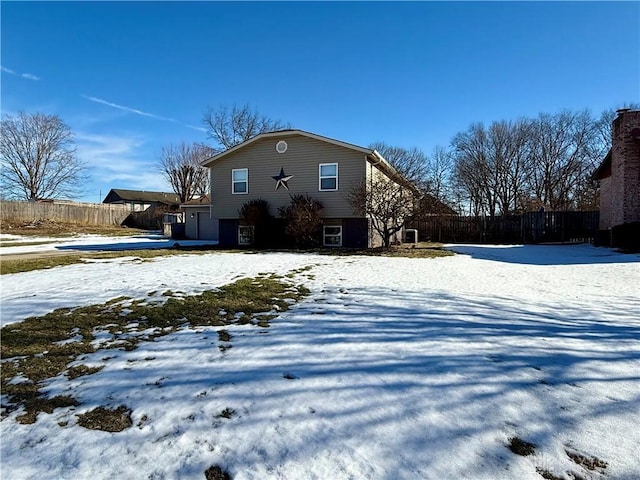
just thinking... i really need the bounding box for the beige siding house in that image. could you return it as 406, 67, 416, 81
184, 130, 404, 248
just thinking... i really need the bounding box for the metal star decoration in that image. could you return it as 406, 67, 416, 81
272, 167, 294, 190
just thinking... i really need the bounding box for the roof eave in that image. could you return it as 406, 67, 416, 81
201, 129, 373, 167
591, 148, 612, 180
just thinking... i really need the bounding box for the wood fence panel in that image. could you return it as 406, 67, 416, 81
410, 211, 599, 244
0, 201, 131, 226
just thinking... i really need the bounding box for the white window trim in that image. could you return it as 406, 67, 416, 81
238, 225, 254, 245
232, 168, 248, 195
323, 225, 342, 247
319, 163, 338, 191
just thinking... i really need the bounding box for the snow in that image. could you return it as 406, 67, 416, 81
0, 232, 218, 256
1, 239, 639, 480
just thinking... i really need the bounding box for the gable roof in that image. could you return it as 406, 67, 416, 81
202, 129, 391, 168
200, 129, 415, 190
420, 193, 458, 215
103, 189, 181, 205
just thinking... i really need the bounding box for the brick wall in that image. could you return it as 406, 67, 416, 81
601, 110, 640, 230
598, 176, 613, 229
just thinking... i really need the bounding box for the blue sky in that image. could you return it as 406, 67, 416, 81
2, 1, 638, 203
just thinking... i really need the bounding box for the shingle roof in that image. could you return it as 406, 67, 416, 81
181, 195, 210, 207
103, 189, 181, 205
591, 149, 612, 180
202, 130, 377, 167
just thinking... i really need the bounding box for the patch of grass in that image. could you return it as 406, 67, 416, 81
1, 274, 309, 423
218, 329, 232, 352
217, 330, 232, 342
356, 243, 454, 259
254, 314, 276, 328
16, 395, 79, 425
565, 449, 607, 473
77, 405, 132, 432
0, 220, 147, 238
217, 408, 236, 419
67, 365, 104, 380
2, 241, 452, 276
535, 468, 565, 480
204, 465, 231, 480
259, 243, 454, 259
508, 437, 536, 456
1, 255, 87, 275
0, 240, 57, 248
0, 248, 212, 275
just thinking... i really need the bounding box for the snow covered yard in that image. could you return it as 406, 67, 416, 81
1, 244, 639, 480
0, 231, 218, 256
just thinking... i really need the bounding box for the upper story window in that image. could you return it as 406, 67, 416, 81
232, 168, 248, 194
319, 163, 338, 191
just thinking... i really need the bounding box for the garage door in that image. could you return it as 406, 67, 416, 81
197, 212, 219, 240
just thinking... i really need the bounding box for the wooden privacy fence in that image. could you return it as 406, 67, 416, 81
409, 211, 600, 244
0, 201, 131, 226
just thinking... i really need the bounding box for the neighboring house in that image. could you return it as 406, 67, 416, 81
103, 189, 181, 212
183, 130, 413, 248
592, 109, 640, 249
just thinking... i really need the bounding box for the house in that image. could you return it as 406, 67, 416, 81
592, 109, 640, 249
103, 189, 183, 231
183, 130, 413, 248
102, 189, 181, 212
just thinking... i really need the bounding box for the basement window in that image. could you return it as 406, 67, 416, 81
323, 225, 342, 247
238, 225, 254, 246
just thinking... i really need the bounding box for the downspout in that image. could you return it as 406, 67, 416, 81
209, 168, 213, 219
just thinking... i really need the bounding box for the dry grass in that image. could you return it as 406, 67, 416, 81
0, 240, 58, 248
364, 242, 454, 258
260, 242, 454, 259
507, 437, 536, 456
0, 219, 146, 237
0, 248, 216, 275
1, 275, 309, 423
76, 405, 132, 432
204, 465, 231, 480
565, 448, 608, 473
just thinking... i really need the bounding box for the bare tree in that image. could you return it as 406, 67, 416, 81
451, 122, 494, 216
526, 110, 598, 210
349, 173, 418, 248
353, 143, 431, 247
449, 106, 640, 215
452, 119, 534, 216
159, 142, 213, 203
202, 104, 291, 151
489, 119, 532, 215
425, 145, 454, 204
594, 103, 640, 157
369, 142, 429, 188
0, 112, 85, 200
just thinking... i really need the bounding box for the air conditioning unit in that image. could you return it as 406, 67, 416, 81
404, 229, 418, 244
